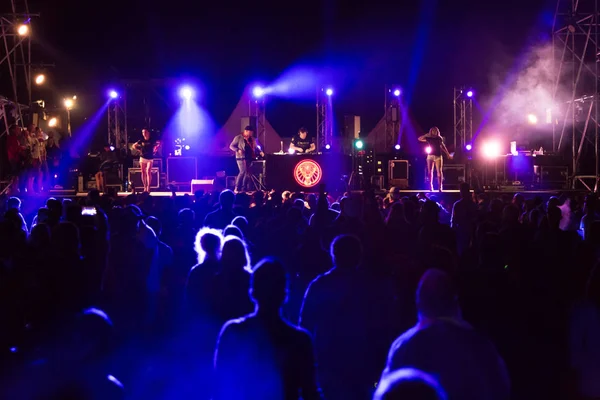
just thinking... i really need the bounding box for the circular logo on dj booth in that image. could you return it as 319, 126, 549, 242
293, 159, 322, 188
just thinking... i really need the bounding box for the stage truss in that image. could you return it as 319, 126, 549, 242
107, 96, 126, 149
553, 0, 600, 190
316, 88, 332, 153
453, 87, 473, 151
0, 1, 39, 135
384, 85, 400, 150
249, 96, 266, 152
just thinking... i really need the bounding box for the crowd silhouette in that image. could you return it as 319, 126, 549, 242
0, 182, 597, 399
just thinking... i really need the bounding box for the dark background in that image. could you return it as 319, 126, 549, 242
8, 0, 553, 145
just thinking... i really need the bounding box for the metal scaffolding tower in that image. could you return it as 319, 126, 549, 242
384, 85, 401, 151
553, 0, 600, 190
249, 95, 266, 152
107, 95, 126, 149
453, 87, 473, 151
316, 88, 332, 152
0, 1, 38, 133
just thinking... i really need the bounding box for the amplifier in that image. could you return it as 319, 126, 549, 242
388, 160, 409, 188
167, 157, 197, 184
133, 158, 162, 170
534, 165, 568, 184
191, 179, 214, 193
442, 164, 466, 186
128, 167, 160, 189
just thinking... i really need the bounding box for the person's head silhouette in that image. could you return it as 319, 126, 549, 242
374, 368, 447, 400
194, 227, 223, 264
250, 258, 288, 315
330, 235, 362, 269
219, 189, 235, 210
416, 268, 459, 321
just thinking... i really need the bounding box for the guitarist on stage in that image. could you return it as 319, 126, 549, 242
230, 125, 264, 193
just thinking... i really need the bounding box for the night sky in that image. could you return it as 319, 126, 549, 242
27, 0, 551, 144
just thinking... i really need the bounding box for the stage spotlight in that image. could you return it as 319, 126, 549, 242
48, 117, 58, 127
326, 88, 333, 96
425, 146, 432, 154
64, 98, 74, 109
17, 24, 28, 36
482, 141, 501, 158
179, 86, 194, 100
35, 74, 45, 85
252, 86, 265, 98
109, 146, 115, 151
527, 114, 538, 124
466, 90, 474, 98
393, 89, 401, 97
325, 144, 331, 150
465, 144, 472, 151
184, 145, 190, 150
394, 144, 401, 150
109, 90, 118, 99
354, 139, 364, 150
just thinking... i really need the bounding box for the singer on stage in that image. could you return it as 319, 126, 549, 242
418, 127, 452, 192
230, 125, 264, 193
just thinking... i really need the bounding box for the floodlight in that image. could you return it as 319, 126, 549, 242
179, 86, 194, 100
326, 88, 333, 96
48, 117, 58, 127
393, 89, 401, 97
17, 24, 28, 36
465, 144, 472, 151
325, 144, 331, 150
35, 74, 45, 85
109, 90, 118, 99
252, 86, 265, 98
394, 144, 401, 150
482, 141, 501, 158
527, 114, 538, 124
64, 98, 74, 109
466, 90, 473, 98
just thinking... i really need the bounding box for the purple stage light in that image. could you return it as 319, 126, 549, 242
109, 90, 118, 99
325, 88, 333, 96
466, 90, 473, 98
253, 86, 265, 98
425, 146, 432, 155
465, 144, 472, 151
393, 89, 401, 97
394, 144, 401, 150
325, 144, 331, 150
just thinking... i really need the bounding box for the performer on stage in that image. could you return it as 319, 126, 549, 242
230, 125, 264, 193
418, 127, 452, 192
133, 129, 160, 192
289, 127, 316, 154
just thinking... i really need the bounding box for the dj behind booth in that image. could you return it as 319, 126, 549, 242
265, 127, 351, 192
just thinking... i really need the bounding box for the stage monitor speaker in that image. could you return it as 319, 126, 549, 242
344, 115, 361, 139
128, 167, 160, 189
191, 179, 214, 193
388, 160, 409, 188
167, 157, 197, 184
241, 116, 258, 134
442, 164, 466, 186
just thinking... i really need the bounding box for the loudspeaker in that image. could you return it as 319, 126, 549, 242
442, 164, 466, 186
388, 160, 409, 188
167, 157, 197, 184
191, 179, 214, 193
241, 116, 257, 134
128, 167, 160, 188
344, 115, 361, 138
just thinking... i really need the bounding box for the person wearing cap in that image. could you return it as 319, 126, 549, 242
229, 126, 264, 193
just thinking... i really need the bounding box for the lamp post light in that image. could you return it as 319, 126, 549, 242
64, 97, 75, 136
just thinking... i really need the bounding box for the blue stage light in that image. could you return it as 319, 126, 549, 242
179, 86, 194, 100
325, 88, 333, 96
253, 86, 265, 98
109, 90, 118, 99
393, 89, 401, 97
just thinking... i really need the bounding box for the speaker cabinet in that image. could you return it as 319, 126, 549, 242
128, 167, 160, 189
167, 157, 197, 184
442, 164, 466, 186
388, 160, 409, 188
191, 179, 214, 193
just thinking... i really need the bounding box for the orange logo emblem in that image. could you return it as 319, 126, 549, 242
293, 159, 322, 188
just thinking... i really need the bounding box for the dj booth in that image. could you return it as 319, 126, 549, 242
265, 153, 352, 192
